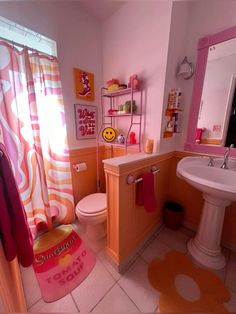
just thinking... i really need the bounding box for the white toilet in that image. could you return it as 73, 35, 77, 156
75, 193, 107, 240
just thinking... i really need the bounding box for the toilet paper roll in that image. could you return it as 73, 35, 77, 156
73, 162, 87, 172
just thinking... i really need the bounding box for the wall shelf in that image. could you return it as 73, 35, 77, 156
104, 113, 142, 118
97, 82, 143, 152
163, 131, 173, 138
102, 87, 140, 98
163, 107, 183, 139
165, 108, 183, 117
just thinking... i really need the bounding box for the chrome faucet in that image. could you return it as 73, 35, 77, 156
221, 144, 234, 169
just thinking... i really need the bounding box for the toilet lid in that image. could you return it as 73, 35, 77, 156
76, 193, 107, 215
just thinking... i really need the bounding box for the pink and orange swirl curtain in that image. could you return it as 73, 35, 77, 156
0, 41, 74, 238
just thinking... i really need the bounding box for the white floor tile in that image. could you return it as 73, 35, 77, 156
92, 284, 140, 313
118, 257, 159, 313
20, 226, 236, 314
225, 290, 236, 312
156, 227, 189, 253
179, 226, 196, 238
226, 252, 236, 292
71, 259, 116, 312
80, 234, 107, 254
140, 236, 171, 263
29, 293, 78, 313
98, 249, 121, 281
21, 266, 42, 308
72, 220, 86, 235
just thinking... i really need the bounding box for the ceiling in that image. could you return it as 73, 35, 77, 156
79, 1, 126, 21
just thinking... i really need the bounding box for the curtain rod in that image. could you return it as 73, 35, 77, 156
0, 36, 56, 59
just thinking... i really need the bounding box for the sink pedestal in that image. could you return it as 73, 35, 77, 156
187, 193, 230, 270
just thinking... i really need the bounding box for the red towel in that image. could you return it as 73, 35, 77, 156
0, 144, 34, 267
136, 172, 156, 212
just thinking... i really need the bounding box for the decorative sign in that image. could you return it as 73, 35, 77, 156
102, 127, 117, 142
74, 68, 95, 101
75, 104, 97, 139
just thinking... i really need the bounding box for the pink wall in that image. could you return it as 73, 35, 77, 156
2, 1, 236, 154
101, 1, 172, 153
0, 1, 103, 149
160, 1, 191, 153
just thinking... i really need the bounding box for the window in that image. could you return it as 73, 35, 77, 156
0, 16, 57, 56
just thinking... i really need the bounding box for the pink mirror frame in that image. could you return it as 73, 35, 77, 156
184, 25, 236, 157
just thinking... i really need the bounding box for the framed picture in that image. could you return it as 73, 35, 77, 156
74, 104, 97, 139
74, 68, 95, 101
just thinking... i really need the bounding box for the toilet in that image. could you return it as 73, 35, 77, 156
75, 193, 107, 240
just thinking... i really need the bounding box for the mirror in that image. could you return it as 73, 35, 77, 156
197, 38, 236, 146
185, 25, 236, 157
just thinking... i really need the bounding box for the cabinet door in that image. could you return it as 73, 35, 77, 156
0, 241, 27, 312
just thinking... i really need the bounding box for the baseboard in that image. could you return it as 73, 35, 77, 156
182, 220, 198, 232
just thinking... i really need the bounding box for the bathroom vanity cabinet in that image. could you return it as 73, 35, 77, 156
97, 85, 143, 152
0, 241, 27, 312
103, 152, 172, 271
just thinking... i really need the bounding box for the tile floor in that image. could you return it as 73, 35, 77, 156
21, 224, 236, 313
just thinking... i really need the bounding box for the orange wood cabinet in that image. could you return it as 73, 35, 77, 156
0, 242, 27, 312
103, 150, 236, 268
103, 152, 173, 268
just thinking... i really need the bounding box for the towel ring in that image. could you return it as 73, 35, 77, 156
126, 165, 160, 184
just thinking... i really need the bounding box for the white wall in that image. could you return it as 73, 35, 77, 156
0, 1, 103, 149
102, 1, 172, 153
160, 1, 191, 153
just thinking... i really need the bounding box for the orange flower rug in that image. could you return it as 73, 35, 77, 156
148, 250, 230, 313
33, 225, 96, 302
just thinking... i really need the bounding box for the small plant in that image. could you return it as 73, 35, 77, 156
123, 100, 137, 113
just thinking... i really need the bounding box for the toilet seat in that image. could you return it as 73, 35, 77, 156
76, 193, 107, 216
75, 193, 107, 240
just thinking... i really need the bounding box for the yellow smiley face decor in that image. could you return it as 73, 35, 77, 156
102, 127, 117, 142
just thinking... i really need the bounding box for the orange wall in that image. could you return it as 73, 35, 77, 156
69, 145, 132, 205
69, 147, 236, 247
69, 146, 111, 204
168, 155, 204, 227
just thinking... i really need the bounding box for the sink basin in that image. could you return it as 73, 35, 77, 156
177, 156, 236, 201
177, 156, 236, 270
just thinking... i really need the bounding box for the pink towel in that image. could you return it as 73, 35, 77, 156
136, 172, 156, 212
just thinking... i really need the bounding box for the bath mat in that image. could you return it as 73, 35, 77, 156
33, 225, 96, 302
148, 250, 230, 313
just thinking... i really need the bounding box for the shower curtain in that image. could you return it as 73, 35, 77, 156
0, 41, 74, 238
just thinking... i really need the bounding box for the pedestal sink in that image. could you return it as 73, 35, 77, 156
177, 156, 236, 269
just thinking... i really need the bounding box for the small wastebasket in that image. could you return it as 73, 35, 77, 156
163, 201, 184, 230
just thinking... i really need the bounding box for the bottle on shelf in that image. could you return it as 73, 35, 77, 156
129, 132, 136, 144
